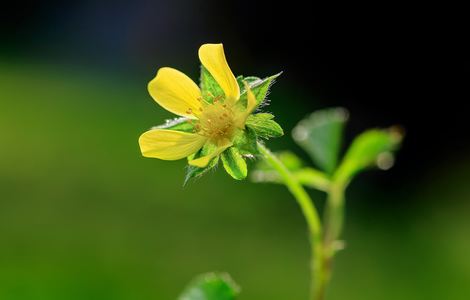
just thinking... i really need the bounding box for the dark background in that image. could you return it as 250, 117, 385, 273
1, 1, 469, 300
3, 1, 468, 181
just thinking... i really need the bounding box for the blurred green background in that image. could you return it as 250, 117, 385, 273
1, 2, 469, 300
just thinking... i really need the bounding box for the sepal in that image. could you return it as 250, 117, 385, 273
152, 117, 195, 133
221, 147, 248, 180
184, 143, 219, 185
246, 113, 284, 139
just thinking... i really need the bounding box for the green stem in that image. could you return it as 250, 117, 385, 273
257, 142, 325, 300
322, 182, 346, 286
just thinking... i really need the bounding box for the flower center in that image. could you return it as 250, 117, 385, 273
195, 100, 236, 143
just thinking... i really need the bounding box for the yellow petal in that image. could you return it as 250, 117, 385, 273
244, 81, 257, 114
139, 129, 206, 160
148, 67, 202, 119
189, 141, 232, 168
234, 82, 258, 128
199, 43, 240, 101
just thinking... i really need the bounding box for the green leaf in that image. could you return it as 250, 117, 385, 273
184, 157, 218, 186
276, 151, 304, 170
221, 147, 248, 180
178, 272, 240, 300
250, 72, 282, 105
200, 66, 224, 101
236, 75, 260, 94
251, 151, 302, 184
152, 117, 195, 133
238, 72, 282, 108
184, 143, 219, 185
335, 127, 404, 184
232, 127, 258, 155
246, 113, 284, 139
292, 107, 349, 174
243, 76, 262, 83
294, 167, 331, 191
251, 151, 330, 191
255, 151, 303, 171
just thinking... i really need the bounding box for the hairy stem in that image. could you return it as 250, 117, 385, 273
257, 142, 325, 300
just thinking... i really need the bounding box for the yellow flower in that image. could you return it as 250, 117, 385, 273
139, 44, 258, 168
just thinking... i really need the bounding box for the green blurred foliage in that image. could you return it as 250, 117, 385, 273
292, 108, 348, 175
178, 273, 239, 300
1, 61, 470, 300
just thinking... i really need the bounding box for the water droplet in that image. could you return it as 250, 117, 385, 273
377, 152, 395, 170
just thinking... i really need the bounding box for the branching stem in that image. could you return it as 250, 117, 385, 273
258, 142, 347, 300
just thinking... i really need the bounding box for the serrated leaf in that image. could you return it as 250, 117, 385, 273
292, 107, 349, 174
200, 66, 224, 101
178, 272, 240, 300
335, 127, 403, 184
237, 72, 282, 108
221, 147, 247, 180
243, 76, 262, 83
236, 75, 260, 94
152, 117, 195, 133
232, 127, 258, 155
184, 157, 219, 186
184, 143, 219, 185
246, 113, 283, 139
250, 72, 282, 105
